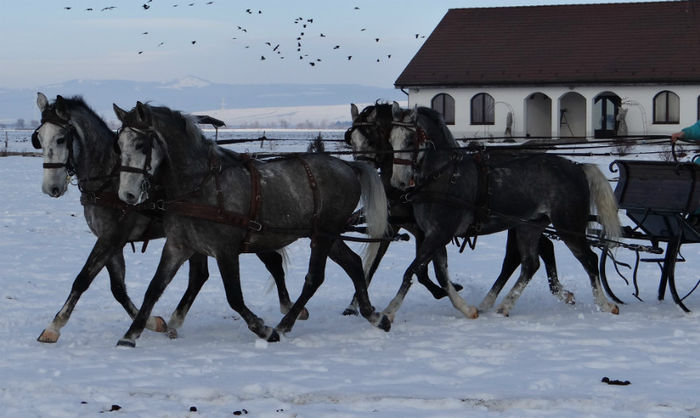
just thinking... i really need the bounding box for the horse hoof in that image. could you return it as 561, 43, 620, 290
342, 307, 359, 316
297, 308, 310, 321
37, 328, 60, 343
496, 308, 509, 317
467, 308, 479, 319
266, 330, 280, 343
116, 338, 136, 348
167, 328, 178, 339
562, 291, 576, 305
377, 315, 392, 332
610, 305, 620, 315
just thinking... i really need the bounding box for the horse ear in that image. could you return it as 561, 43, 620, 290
113, 103, 128, 122
350, 103, 359, 121
135, 101, 150, 125
54, 95, 70, 121
391, 101, 403, 120
410, 105, 419, 122
36, 92, 49, 112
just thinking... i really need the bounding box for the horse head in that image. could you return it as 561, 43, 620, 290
33, 92, 80, 197
113, 101, 166, 205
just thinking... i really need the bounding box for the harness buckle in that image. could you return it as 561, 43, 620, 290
248, 220, 263, 232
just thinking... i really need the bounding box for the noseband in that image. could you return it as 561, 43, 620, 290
117, 126, 160, 180
32, 119, 78, 176
345, 121, 386, 165
391, 121, 429, 168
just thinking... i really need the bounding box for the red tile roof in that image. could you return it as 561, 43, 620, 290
395, 1, 700, 87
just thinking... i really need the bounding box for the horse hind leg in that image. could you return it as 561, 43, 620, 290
479, 229, 521, 311
495, 228, 543, 317
343, 234, 392, 316
539, 235, 575, 305
257, 250, 309, 320
562, 235, 619, 314
211, 251, 279, 342
325, 239, 391, 331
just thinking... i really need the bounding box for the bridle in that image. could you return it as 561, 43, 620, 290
32, 114, 78, 177
116, 126, 162, 197
391, 120, 429, 169
345, 120, 390, 165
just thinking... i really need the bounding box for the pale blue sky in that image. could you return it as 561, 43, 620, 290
0, 0, 658, 89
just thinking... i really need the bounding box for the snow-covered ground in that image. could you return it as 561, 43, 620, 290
2, 131, 700, 417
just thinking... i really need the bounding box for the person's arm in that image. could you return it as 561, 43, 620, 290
681, 120, 700, 141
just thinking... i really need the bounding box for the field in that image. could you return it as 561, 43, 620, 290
1, 130, 700, 417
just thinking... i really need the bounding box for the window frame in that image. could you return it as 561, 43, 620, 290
653, 90, 680, 124
431, 93, 455, 125
470, 92, 495, 125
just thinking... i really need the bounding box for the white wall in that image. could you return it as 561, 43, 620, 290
406, 85, 700, 140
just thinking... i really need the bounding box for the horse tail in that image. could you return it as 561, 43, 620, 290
582, 163, 621, 241
348, 161, 389, 277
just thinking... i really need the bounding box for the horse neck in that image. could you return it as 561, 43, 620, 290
69, 111, 119, 188
159, 130, 213, 195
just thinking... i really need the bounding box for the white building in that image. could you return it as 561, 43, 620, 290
395, 1, 700, 140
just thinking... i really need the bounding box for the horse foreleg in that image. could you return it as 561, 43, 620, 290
165, 253, 209, 339
329, 240, 391, 331
432, 247, 478, 319
116, 240, 191, 347
539, 235, 574, 305
216, 252, 279, 342
38, 237, 121, 343
496, 228, 543, 317
105, 252, 167, 333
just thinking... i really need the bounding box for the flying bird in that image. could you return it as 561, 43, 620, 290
347, 56, 352, 60
333, 45, 340, 49
375, 38, 380, 42
261, 56, 266, 60
64, 6, 71, 10
142, 4, 150, 9
191, 40, 197, 44
309, 62, 315, 66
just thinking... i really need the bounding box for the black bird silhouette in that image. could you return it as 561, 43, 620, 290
138, 51, 143, 54
64, 6, 71, 10
246, 8, 251, 14
354, 6, 359, 10
191, 40, 197, 44
142, 4, 150, 10
347, 56, 352, 60
320, 33, 326, 37
158, 42, 165, 47
261, 56, 266, 60
101, 6, 115, 11
309, 62, 315, 66
273, 44, 280, 51
206, 1, 213, 4
375, 38, 380, 42
142, 31, 149, 35
86, 8, 93, 11
333, 45, 340, 49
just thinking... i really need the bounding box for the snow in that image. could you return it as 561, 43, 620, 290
2, 131, 700, 417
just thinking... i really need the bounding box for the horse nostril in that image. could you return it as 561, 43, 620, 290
51, 187, 60, 197
125, 193, 137, 204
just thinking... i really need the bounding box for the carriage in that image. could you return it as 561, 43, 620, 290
599, 158, 700, 313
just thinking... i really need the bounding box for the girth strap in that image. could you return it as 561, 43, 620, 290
297, 157, 321, 238
242, 158, 262, 252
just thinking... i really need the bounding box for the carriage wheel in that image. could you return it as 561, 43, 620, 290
659, 238, 692, 313
599, 248, 626, 305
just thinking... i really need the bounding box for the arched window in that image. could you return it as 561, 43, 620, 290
471, 93, 495, 125
653, 91, 680, 124
431, 93, 455, 125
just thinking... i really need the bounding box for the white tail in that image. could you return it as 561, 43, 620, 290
582, 164, 621, 241
349, 161, 389, 277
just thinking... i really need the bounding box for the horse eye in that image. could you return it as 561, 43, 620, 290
56, 137, 66, 145
135, 142, 143, 151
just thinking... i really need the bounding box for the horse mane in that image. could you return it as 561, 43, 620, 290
415, 106, 458, 147
59, 96, 112, 135
146, 104, 211, 152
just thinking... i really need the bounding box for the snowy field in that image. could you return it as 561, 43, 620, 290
2, 130, 700, 417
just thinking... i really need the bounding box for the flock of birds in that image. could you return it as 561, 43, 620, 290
62, 2, 428, 67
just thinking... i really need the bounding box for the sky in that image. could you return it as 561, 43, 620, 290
0, 0, 662, 90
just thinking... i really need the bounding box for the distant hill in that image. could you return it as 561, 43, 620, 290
0, 76, 404, 127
